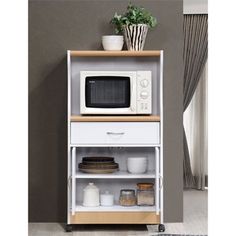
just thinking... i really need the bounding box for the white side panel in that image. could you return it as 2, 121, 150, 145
160, 50, 164, 223
67, 50, 71, 224
71, 122, 160, 145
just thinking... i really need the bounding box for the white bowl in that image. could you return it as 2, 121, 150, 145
127, 157, 148, 174
102, 35, 124, 51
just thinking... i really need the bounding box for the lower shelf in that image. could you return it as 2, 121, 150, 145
76, 204, 157, 212
70, 211, 160, 224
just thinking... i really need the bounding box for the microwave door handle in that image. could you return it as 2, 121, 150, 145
130, 77, 136, 112
106, 132, 125, 135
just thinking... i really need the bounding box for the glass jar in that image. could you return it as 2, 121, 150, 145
137, 183, 155, 206
119, 189, 136, 206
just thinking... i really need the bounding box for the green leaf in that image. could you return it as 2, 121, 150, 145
110, 3, 157, 33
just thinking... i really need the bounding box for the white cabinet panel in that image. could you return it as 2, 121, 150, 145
71, 122, 159, 145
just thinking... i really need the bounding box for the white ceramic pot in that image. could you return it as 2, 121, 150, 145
83, 183, 100, 207
127, 157, 148, 174
100, 191, 114, 206
102, 35, 124, 51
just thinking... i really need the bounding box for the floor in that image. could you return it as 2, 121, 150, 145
29, 190, 207, 236
148, 190, 208, 235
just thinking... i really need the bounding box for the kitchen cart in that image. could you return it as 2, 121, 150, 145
66, 50, 164, 232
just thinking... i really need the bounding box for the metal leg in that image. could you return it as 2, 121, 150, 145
65, 224, 73, 232
155, 147, 160, 216
155, 146, 164, 224
158, 224, 165, 232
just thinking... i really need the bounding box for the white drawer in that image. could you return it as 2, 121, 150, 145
70, 122, 160, 145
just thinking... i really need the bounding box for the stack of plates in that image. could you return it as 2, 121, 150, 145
79, 157, 119, 174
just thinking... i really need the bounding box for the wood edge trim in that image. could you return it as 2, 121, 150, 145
70, 116, 161, 122
70, 50, 161, 57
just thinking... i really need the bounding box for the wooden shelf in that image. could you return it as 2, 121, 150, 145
75, 204, 157, 212
70, 115, 160, 122
75, 170, 155, 179
70, 50, 161, 57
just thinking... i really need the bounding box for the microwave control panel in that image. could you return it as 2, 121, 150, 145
136, 71, 152, 114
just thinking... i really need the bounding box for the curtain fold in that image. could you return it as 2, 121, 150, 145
184, 63, 208, 190
183, 14, 208, 188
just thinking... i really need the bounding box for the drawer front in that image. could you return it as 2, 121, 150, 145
70, 122, 159, 145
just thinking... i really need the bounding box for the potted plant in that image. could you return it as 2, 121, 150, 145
111, 3, 157, 51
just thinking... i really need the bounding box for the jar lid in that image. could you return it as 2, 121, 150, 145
137, 183, 154, 190
84, 182, 99, 191
120, 189, 135, 196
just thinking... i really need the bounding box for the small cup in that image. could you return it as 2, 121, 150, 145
100, 191, 114, 206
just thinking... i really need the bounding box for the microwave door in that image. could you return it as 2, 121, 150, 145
85, 76, 131, 110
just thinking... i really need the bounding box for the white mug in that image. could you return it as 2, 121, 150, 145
100, 191, 114, 206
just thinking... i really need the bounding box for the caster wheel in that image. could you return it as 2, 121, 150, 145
65, 224, 73, 232
158, 224, 165, 232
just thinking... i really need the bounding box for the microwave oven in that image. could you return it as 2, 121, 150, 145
80, 71, 152, 115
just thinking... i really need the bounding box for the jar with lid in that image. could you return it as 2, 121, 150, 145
119, 189, 136, 206
83, 183, 100, 207
137, 183, 155, 206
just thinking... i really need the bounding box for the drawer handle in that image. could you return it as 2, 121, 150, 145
106, 132, 125, 135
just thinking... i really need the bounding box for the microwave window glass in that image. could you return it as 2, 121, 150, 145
85, 76, 131, 108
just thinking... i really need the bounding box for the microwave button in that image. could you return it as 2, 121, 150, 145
140, 91, 149, 99
140, 103, 148, 111
140, 79, 149, 88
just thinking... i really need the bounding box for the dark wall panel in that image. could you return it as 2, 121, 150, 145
29, 0, 183, 222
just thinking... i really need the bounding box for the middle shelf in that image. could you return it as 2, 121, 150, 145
72, 147, 158, 178
75, 170, 156, 179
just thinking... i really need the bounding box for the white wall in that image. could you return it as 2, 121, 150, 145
184, 0, 208, 14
